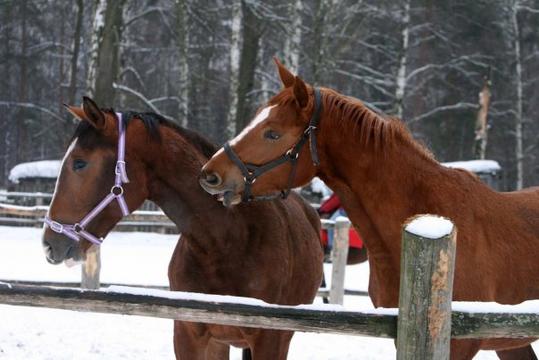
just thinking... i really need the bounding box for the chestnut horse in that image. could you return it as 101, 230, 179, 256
200, 60, 539, 360
41, 97, 323, 359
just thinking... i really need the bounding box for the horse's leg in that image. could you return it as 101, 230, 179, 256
449, 339, 481, 360
173, 321, 208, 360
205, 339, 230, 360
496, 345, 538, 360
250, 330, 293, 360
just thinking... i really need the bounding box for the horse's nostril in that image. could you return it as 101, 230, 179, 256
203, 171, 222, 187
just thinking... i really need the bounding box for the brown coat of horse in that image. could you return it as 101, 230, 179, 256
200, 60, 539, 360
41, 98, 323, 359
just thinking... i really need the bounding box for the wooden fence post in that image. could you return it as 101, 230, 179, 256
329, 216, 350, 304
396, 215, 457, 360
81, 245, 101, 289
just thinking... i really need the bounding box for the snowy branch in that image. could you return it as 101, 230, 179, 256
408, 102, 478, 123
517, 5, 539, 14
0, 102, 66, 124
112, 84, 176, 122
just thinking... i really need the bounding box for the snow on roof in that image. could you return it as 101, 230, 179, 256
405, 215, 454, 239
442, 159, 501, 174
8, 160, 62, 184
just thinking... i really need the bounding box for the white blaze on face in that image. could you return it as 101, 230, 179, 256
45, 138, 78, 221
231, 105, 277, 145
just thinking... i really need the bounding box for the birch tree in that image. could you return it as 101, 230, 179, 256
175, 0, 190, 127
226, 0, 243, 137
394, 0, 411, 118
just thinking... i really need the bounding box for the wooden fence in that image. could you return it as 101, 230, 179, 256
0, 191, 167, 232
0, 192, 361, 302
0, 215, 537, 359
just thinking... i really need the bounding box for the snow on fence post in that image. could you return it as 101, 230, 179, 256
396, 215, 456, 360
81, 246, 101, 290
329, 216, 351, 304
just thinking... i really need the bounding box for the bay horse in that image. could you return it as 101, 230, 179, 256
200, 59, 539, 360
41, 97, 323, 359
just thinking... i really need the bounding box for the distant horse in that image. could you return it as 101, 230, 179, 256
200, 59, 539, 360
41, 97, 323, 359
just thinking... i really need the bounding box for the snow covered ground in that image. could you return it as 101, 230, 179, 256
0, 225, 536, 359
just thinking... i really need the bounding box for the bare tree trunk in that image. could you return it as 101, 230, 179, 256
58, 3, 66, 113
474, 74, 491, 159
68, 0, 84, 105
235, 2, 263, 132
2, 1, 14, 184
17, 0, 29, 163
175, 0, 189, 127
86, 0, 125, 106
86, 0, 107, 98
394, 0, 411, 118
311, 0, 328, 85
226, 0, 243, 137
511, 2, 524, 190
284, 0, 303, 74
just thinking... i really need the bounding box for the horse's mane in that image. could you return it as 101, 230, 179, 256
72, 110, 218, 159
270, 87, 434, 160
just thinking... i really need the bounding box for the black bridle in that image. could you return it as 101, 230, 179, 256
223, 88, 322, 202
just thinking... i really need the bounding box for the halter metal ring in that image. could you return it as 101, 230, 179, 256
111, 185, 124, 196
73, 223, 83, 233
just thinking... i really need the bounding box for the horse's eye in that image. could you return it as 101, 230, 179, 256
73, 159, 87, 171
264, 129, 281, 141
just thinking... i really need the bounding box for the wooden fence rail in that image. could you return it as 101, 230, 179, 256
0, 202, 176, 231
0, 282, 537, 340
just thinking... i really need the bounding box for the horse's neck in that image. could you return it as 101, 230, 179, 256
318, 116, 441, 272
143, 131, 238, 244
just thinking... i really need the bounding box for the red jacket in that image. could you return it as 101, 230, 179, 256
318, 194, 364, 249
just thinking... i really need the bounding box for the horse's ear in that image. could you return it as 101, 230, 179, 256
293, 76, 309, 108
82, 96, 106, 130
65, 104, 86, 121
273, 57, 295, 88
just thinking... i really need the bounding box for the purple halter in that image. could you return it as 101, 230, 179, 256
44, 113, 130, 245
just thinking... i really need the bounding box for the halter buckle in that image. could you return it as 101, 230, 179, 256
286, 149, 299, 160
111, 185, 124, 196
244, 176, 256, 185
115, 161, 126, 175
304, 125, 317, 135
49, 220, 64, 233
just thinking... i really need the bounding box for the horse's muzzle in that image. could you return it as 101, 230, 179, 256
42, 232, 82, 265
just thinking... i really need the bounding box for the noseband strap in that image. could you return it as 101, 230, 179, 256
44, 112, 131, 245
224, 88, 322, 202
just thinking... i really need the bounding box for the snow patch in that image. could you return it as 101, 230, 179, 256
405, 215, 454, 239
9, 160, 62, 184
442, 160, 501, 174
453, 300, 539, 314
